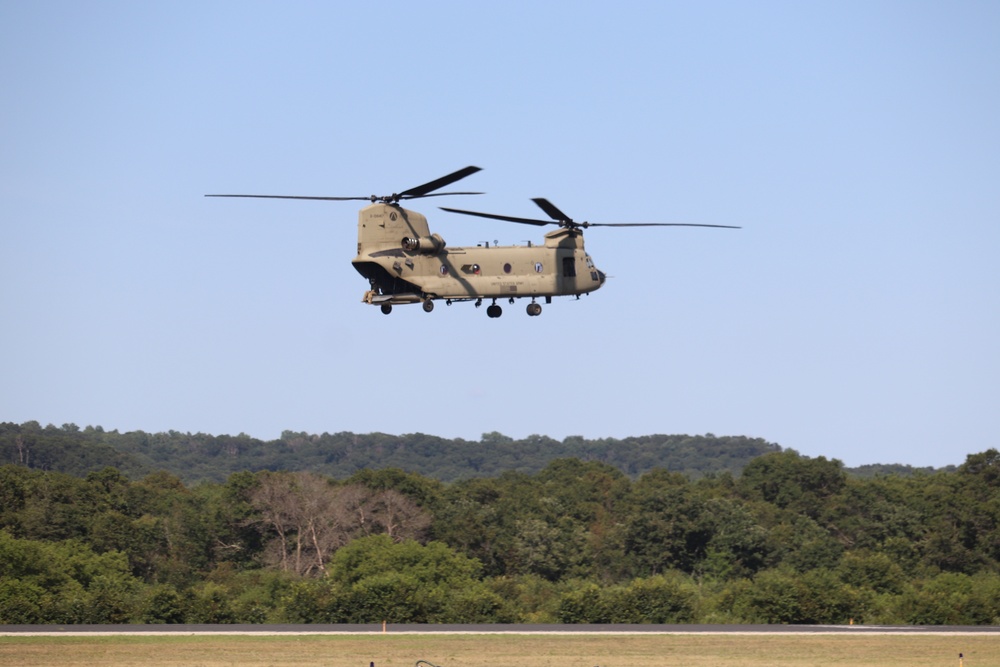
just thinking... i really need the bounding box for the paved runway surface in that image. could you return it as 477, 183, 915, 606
3, 624, 1000, 636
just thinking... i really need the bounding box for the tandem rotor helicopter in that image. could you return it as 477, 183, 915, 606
207, 166, 738, 318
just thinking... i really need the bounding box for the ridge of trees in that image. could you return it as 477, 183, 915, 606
0, 422, 955, 485
1, 448, 998, 625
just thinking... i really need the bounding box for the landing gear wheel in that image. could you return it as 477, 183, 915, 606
527, 302, 542, 316
380, 304, 392, 315
422, 298, 434, 313
487, 304, 503, 318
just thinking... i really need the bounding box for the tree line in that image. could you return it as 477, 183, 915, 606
1, 447, 998, 625
0, 422, 943, 486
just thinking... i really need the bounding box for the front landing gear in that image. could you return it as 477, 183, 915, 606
487, 303, 502, 318
526, 302, 542, 317
422, 298, 434, 313
380, 303, 392, 315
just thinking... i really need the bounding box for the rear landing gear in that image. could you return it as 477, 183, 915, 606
380, 304, 392, 315
526, 302, 542, 317
422, 298, 434, 313
487, 303, 502, 318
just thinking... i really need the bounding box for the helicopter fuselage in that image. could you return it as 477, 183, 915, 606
352, 202, 605, 311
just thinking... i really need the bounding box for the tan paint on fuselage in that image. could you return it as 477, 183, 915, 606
351, 202, 604, 302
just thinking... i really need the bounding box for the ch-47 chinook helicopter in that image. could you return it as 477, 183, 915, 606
207, 166, 738, 318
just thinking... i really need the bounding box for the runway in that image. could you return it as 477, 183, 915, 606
3, 623, 999, 636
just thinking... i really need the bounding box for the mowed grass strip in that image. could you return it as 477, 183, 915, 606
0, 633, 994, 667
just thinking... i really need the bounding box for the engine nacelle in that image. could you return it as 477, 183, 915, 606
402, 233, 446, 255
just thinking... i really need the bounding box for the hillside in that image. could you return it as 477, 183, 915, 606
2, 422, 786, 483
0, 421, 951, 484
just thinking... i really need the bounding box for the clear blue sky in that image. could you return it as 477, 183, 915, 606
2, 1, 997, 468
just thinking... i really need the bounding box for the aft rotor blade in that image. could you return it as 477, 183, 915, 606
401, 190, 483, 200
205, 194, 370, 201
439, 206, 552, 226
532, 198, 574, 223
586, 222, 742, 229
400, 166, 482, 199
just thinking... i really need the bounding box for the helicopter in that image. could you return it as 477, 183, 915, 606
207, 166, 738, 318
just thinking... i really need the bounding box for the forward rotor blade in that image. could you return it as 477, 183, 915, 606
207, 166, 483, 204
439, 206, 552, 226
586, 222, 742, 229
400, 166, 482, 199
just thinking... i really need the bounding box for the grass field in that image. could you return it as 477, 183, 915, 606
0, 633, 994, 667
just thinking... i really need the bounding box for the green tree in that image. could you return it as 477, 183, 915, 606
0, 530, 141, 623
726, 568, 856, 624
557, 582, 610, 623
138, 584, 186, 623
891, 573, 996, 625
608, 574, 696, 623
325, 535, 509, 622
622, 470, 711, 576
697, 498, 769, 580
345, 466, 445, 510
330, 535, 480, 587
509, 516, 587, 581
960, 449, 1000, 486
183, 582, 238, 623
739, 450, 847, 519
558, 574, 695, 623
837, 551, 905, 594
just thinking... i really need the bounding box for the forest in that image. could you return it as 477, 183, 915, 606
1, 422, 997, 625
0, 422, 941, 485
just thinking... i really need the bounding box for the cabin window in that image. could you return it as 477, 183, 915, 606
439, 265, 449, 275
503, 262, 512, 274
534, 262, 543, 273
562, 257, 576, 278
